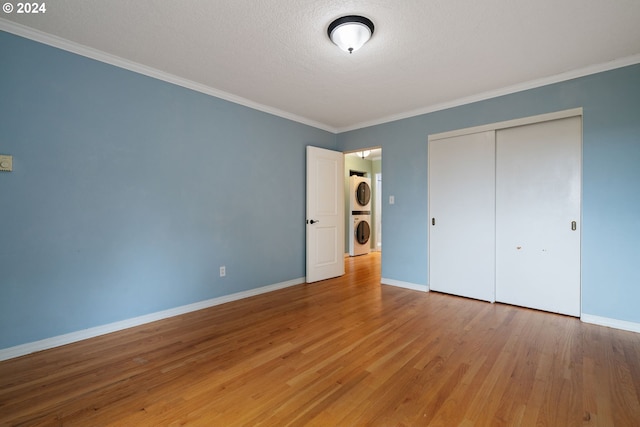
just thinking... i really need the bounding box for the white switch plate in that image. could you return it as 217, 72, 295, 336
389, 195, 395, 205
0, 155, 12, 172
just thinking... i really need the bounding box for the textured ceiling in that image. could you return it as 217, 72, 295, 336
2, 0, 640, 132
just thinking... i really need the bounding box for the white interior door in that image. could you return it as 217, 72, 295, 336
429, 131, 496, 302
306, 146, 345, 283
495, 117, 581, 316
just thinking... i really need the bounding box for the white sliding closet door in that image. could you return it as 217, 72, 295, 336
429, 131, 495, 302
495, 117, 581, 316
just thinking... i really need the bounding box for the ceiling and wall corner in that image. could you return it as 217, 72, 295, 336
1, 0, 639, 133
1, 2, 640, 356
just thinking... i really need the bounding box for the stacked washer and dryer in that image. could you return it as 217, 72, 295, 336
349, 175, 372, 256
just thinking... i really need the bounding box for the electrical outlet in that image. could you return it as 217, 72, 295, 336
219, 266, 226, 277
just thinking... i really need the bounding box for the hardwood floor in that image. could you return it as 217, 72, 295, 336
1, 252, 639, 426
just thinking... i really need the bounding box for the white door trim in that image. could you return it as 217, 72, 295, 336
429, 108, 583, 142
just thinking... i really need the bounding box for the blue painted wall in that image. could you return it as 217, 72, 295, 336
0, 31, 336, 348
337, 64, 640, 324
1, 29, 639, 350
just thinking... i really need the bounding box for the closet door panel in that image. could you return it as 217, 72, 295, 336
429, 131, 495, 302
495, 117, 581, 316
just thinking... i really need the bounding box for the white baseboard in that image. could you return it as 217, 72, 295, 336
381, 278, 428, 292
0, 277, 305, 362
581, 313, 640, 334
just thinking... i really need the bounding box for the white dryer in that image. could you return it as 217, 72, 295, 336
350, 176, 371, 211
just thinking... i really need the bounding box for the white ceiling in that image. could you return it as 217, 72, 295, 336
2, 1, 640, 132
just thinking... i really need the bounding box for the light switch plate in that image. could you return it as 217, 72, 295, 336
0, 155, 12, 172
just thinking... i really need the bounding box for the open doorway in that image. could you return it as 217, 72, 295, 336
344, 148, 382, 258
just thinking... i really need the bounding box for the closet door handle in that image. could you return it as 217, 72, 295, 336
432, 218, 436, 226
571, 220, 577, 231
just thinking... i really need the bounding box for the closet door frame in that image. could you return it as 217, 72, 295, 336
429, 108, 582, 142
427, 108, 583, 314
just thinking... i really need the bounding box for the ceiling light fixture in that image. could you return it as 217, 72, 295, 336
328, 15, 374, 54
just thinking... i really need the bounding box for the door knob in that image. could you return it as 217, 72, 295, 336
309, 219, 320, 224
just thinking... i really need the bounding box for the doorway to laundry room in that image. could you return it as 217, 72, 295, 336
344, 148, 382, 271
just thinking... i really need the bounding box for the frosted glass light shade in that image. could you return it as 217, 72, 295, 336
328, 16, 374, 54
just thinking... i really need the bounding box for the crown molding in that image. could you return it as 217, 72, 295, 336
3, 18, 639, 136
0, 19, 338, 134
337, 53, 640, 133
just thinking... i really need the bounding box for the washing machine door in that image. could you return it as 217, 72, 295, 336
355, 220, 370, 244
355, 182, 371, 207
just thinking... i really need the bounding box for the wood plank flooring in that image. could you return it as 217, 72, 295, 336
1, 252, 640, 426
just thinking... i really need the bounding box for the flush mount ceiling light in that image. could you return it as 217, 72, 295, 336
328, 15, 374, 54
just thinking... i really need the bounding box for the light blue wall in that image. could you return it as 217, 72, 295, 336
337, 63, 640, 324
0, 31, 336, 348
2, 30, 639, 350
